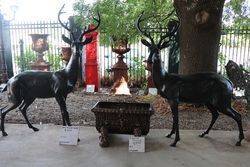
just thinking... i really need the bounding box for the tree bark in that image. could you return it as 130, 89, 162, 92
174, 0, 225, 74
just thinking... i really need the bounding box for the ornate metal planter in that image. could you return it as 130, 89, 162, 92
91, 101, 154, 147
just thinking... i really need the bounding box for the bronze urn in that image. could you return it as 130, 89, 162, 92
29, 34, 50, 71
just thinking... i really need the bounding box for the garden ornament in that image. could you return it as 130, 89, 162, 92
0, 4, 100, 136
136, 12, 244, 147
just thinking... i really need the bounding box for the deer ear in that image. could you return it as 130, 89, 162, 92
81, 37, 93, 45
141, 39, 151, 47
160, 40, 170, 50
62, 35, 72, 45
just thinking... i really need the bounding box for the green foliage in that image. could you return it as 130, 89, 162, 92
129, 56, 146, 78
16, 48, 63, 72
223, 0, 250, 27
218, 52, 227, 67
73, 0, 92, 27
46, 53, 63, 71
73, 0, 174, 45
128, 55, 147, 88
15, 49, 36, 71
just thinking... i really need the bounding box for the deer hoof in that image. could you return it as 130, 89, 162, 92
78, 138, 80, 142
199, 133, 205, 138
235, 141, 241, 146
170, 142, 177, 147
166, 134, 172, 138
2, 131, 8, 136
32, 127, 39, 132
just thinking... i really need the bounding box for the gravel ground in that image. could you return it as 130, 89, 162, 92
0, 90, 248, 131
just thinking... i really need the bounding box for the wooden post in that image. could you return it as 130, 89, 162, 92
0, 13, 8, 83
84, 24, 99, 92
2, 19, 13, 77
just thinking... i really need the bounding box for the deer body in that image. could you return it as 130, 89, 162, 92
0, 58, 76, 136
0, 5, 100, 136
5, 69, 75, 99
136, 12, 244, 147
153, 58, 233, 105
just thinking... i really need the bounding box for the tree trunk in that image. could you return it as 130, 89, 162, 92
174, 0, 225, 74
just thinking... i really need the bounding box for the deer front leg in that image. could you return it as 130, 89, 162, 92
169, 100, 180, 147
55, 96, 71, 126
166, 100, 175, 138
166, 114, 175, 138
55, 95, 80, 142
199, 104, 219, 137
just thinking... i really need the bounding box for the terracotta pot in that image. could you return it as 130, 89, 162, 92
61, 47, 72, 62
29, 34, 49, 53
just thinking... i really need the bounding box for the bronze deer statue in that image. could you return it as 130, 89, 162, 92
136, 12, 244, 147
0, 5, 100, 136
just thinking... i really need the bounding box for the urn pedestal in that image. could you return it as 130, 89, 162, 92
110, 42, 130, 95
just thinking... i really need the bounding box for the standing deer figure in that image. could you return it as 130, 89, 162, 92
0, 5, 100, 136
136, 12, 244, 147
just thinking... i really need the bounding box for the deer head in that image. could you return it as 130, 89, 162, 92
58, 4, 100, 55
136, 12, 179, 63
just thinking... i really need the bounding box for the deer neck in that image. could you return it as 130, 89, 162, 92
65, 50, 80, 87
152, 54, 167, 89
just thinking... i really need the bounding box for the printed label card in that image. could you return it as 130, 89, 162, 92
59, 126, 80, 145
129, 136, 145, 152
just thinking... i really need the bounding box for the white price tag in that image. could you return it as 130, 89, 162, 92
59, 126, 80, 145
129, 136, 145, 152
86, 85, 95, 93
148, 88, 157, 95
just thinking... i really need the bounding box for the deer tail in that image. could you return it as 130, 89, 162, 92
0, 84, 7, 93
0, 105, 8, 113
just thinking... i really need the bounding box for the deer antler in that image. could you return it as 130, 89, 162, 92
58, 4, 74, 45
136, 12, 155, 45
58, 4, 71, 32
79, 12, 101, 42
136, 10, 179, 48
157, 10, 178, 47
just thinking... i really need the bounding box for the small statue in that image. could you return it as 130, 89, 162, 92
225, 60, 248, 90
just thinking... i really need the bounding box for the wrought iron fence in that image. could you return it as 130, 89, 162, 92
2, 20, 250, 87
3, 20, 68, 74
218, 26, 250, 74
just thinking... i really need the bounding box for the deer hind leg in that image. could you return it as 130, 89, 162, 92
1, 102, 21, 136
169, 100, 180, 147
219, 106, 244, 146
55, 96, 71, 126
20, 98, 39, 132
199, 104, 219, 137
18, 100, 26, 112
